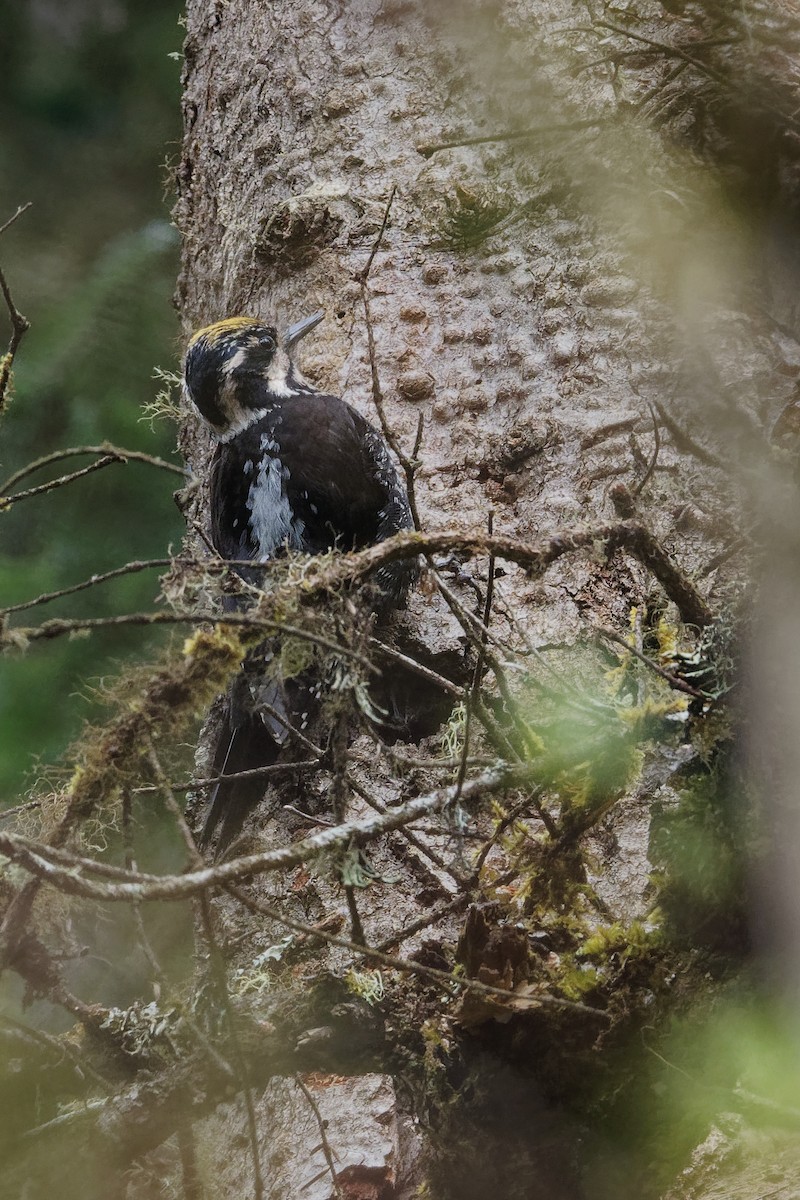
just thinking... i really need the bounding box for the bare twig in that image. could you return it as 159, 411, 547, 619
362, 285, 424, 531
294, 1076, 344, 1200
144, 758, 320, 795
147, 740, 265, 1200
653, 403, 725, 470
595, 626, 706, 700
357, 187, 424, 532
0, 454, 119, 509
0, 202, 32, 240
346, 773, 462, 887
8, 609, 375, 666
431, 567, 547, 762
697, 536, 749, 580
0, 764, 535, 902
470, 791, 546, 881
1, 557, 176, 615
1, 553, 291, 617
354, 183, 397, 284
0, 1013, 113, 1092
633, 403, 660, 498
578, 20, 729, 88
368, 636, 461, 697
0, 204, 32, 413
580, 416, 640, 450
226, 883, 607, 1019
121, 787, 236, 1085
416, 118, 604, 158
454, 512, 496, 808
374, 893, 470, 951
122, 785, 169, 988
0, 443, 187, 494
330, 712, 366, 946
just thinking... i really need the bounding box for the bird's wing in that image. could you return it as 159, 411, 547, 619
277, 394, 412, 547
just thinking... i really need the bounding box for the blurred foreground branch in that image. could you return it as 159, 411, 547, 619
0, 202, 31, 415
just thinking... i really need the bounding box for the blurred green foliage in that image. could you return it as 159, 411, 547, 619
0, 0, 185, 797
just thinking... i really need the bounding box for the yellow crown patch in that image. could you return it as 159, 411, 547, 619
188, 316, 263, 347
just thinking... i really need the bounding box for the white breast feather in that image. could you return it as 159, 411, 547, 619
246, 436, 305, 557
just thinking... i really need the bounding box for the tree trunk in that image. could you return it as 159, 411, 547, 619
166, 1, 799, 1197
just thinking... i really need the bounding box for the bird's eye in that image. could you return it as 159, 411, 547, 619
260, 334, 276, 352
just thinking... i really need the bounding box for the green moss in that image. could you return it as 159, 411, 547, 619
279, 634, 316, 679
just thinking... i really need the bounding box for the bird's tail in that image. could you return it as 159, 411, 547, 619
198, 665, 315, 854
199, 706, 282, 854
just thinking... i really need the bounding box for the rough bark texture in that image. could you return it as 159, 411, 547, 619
197, 1074, 417, 1200
167, 1, 800, 1197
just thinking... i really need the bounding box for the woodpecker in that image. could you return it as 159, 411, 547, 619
183, 312, 415, 848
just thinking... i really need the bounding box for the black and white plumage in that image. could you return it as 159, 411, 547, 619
183, 312, 414, 849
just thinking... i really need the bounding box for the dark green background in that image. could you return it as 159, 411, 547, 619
0, 0, 185, 798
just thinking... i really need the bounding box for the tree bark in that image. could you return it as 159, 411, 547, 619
168, 1, 799, 1197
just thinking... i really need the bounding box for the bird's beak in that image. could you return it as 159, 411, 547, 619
284, 311, 324, 350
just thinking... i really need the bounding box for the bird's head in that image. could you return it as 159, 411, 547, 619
183, 311, 324, 438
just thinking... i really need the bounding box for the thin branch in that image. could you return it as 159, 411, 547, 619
577, 20, 729, 87
416, 118, 604, 158
134, 758, 319, 795
2, 557, 178, 616
331, 708, 365, 946
260, 701, 326, 759
470, 791, 546, 881
374, 893, 470, 951
0, 798, 41, 821
595, 626, 706, 700
357, 186, 424, 532
368, 635, 461, 697
581, 416, 640, 450
121, 787, 236, 1086
0, 454, 119, 509
8, 608, 375, 666
122, 785, 170, 987
226, 883, 607, 1019
146, 740, 265, 1200
632, 403, 660, 498
294, 1076, 344, 1200
634, 60, 690, 118
0, 764, 536, 902
697, 535, 748, 580
454, 512, 496, 808
1, 553, 296, 618
0, 521, 708, 638
362, 286, 424, 531
432, 566, 548, 762
0, 202, 32, 240
653, 402, 725, 470
354, 183, 397, 284
0, 443, 187, 494
346, 772, 462, 887
0, 1013, 113, 1092
0, 204, 32, 413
